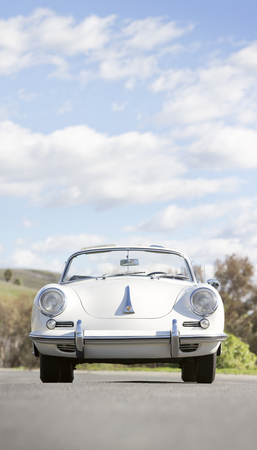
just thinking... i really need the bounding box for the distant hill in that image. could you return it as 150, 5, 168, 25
0, 268, 60, 291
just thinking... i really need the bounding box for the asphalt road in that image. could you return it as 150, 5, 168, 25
1, 369, 257, 450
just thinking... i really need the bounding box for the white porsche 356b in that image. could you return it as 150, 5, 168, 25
29, 244, 226, 383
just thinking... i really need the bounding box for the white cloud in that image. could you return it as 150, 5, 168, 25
126, 196, 257, 238
152, 40, 257, 130
0, 120, 241, 207
185, 122, 257, 169
99, 54, 158, 81
154, 64, 257, 126
0, 9, 193, 85
122, 18, 193, 50
125, 202, 230, 233
22, 218, 36, 228
8, 233, 106, 270
57, 100, 73, 115
124, 196, 257, 273
229, 41, 257, 73
18, 88, 37, 102
31, 233, 106, 254
0, 9, 115, 75
112, 101, 127, 112
8, 249, 43, 269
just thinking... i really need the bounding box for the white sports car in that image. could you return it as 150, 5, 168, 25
29, 244, 226, 383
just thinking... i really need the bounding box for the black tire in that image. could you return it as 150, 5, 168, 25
60, 361, 74, 383
181, 361, 196, 382
40, 354, 61, 383
195, 353, 216, 384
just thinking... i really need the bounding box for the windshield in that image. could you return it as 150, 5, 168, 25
62, 249, 192, 282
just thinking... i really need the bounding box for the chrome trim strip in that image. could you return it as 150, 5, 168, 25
29, 333, 74, 344
180, 334, 227, 343
60, 246, 195, 283
84, 338, 169, 345
29, 332, 227, 345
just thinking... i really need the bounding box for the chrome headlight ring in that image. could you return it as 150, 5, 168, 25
190, 287, 218, 316
38, 287, 66, 317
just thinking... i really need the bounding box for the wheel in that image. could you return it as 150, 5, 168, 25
40, 354, 61, 383
60, 360, 74, 383
181, 361, 196, 382
195, 353, 216, 384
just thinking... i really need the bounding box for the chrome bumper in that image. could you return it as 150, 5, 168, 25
29, 319, 227, 358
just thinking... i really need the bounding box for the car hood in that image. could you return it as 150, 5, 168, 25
71, 277, 189, 319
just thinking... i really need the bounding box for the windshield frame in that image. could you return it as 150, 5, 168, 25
60, 246, 195, 283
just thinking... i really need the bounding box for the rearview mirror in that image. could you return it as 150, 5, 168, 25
120, 259, 139, 267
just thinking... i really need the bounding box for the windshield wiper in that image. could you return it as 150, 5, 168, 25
153, 273, 189, 280
102, 271, 146, 278
159, 273, 189, 280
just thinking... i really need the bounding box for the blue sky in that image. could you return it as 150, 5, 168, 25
1, 0, 257, 277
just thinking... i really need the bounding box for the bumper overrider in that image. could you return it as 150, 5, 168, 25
29, 319, 227, 359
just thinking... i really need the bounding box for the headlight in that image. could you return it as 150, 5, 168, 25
190, 288, 218, 316
38, 288, 66, 316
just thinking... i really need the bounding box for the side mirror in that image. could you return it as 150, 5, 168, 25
207, 279, 219, 289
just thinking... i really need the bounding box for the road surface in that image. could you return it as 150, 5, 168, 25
0, 369, 257, 450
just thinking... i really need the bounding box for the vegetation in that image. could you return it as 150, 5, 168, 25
0, 288, 38, 368
217, 334, 257, 370
214, 254, 257, 355
0, 269, 59, 368
0, 268, 60, 290
4, 269, 12, 282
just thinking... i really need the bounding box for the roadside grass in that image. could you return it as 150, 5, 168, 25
0, 269, 60, 291
0, 280, 37, 298
75, 363, 257, 375
6, 364, 257, 375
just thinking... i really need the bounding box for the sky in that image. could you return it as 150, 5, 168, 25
1, 0, 257, 278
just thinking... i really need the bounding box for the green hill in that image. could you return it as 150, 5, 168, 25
0, 268, 60, 291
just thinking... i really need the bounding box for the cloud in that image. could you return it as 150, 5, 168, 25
0, 9, 115, 75
184, 122, 257, 169
121, 18, 193, 50
0, 9, 193, 85
112, 101, 127, 112
153, 41, 257, 129
8, 232, 106, 270
31, 233, 106, 254
124, 197, 257, 271
229, 41, 257, 74
0, 120, 241, 208
8, 249, 44, 269
57, 100, 73, 115
124, 202, 229, 233
22, 218, 36, 228
18, 88, 37, 102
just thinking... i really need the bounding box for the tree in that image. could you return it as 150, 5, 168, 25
4, 269, 12, 282
214, 254, 257, 355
